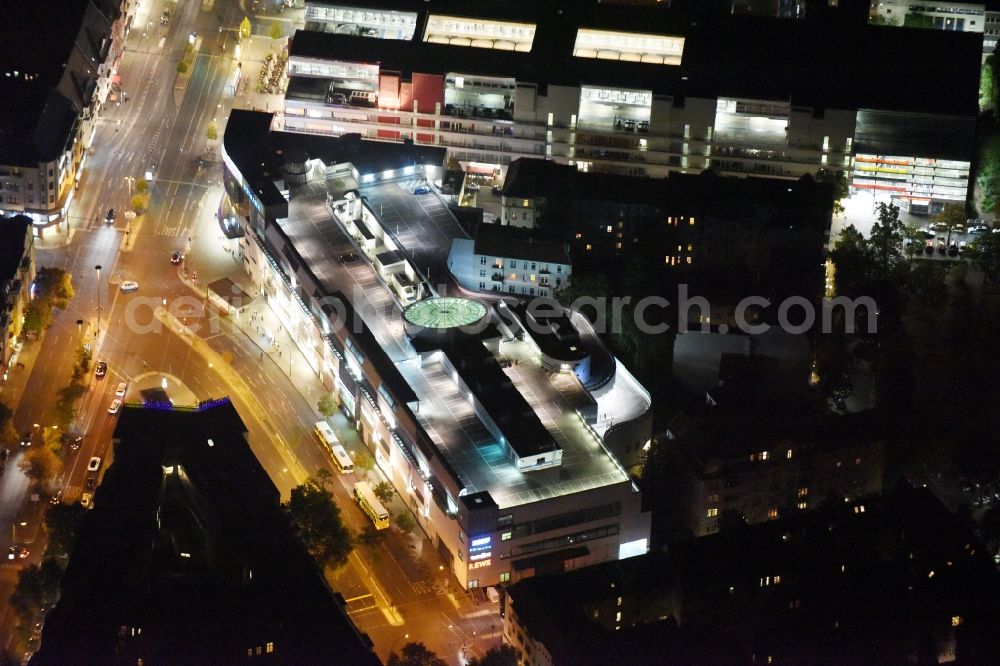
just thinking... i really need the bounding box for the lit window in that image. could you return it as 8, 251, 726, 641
689, 217, 695, 225
786, 449, 793, 459
855, 457, 862, 465
616, 242, 622, 249
760, 451, 769, 461
687, 244, 693, 251
686, 257, 691, 264
797, 487, 808, 498
707, 508, 718, 518
266, 642, 274, 654
615, 611, 622, 622
677, 244, 682, 252
768, 508, 778, 519
586, 244, 592, 251
708, 494, 719, 503
797, 501, 808, 510
952, 615, 962, 627
575, 232, 582, 239
523, 200, 530, 208
773, 576, 781, 585
501, 532, 512, 541
530, 274, 536, 282
606, 225, 613, 233
500, 572, 510, 583
617, 596, 623, 606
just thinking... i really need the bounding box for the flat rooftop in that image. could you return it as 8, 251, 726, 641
289, 2, 981, 117
274, 169, 629, 508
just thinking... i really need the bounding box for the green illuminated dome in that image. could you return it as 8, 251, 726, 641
404, 297, 487, 330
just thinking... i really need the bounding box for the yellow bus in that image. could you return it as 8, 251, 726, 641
314, 421, 354, 473
353, 481, 390, 530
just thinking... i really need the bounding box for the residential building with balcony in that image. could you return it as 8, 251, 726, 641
0, 216, 36, 370
283, 0, 980, 215
447, 229, 571, 298
0, 0, 133, 229
223, 110, 652, 591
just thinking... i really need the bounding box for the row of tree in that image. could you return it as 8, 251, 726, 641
22, 267, 73, 337
387, 642, 518, 666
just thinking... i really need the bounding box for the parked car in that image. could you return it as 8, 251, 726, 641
106, 208, 116, 224
87, 456, 102, 472
95, 361, 107, 378
108, 399, 122, 414
948, 243, 959, 257
412, 185, 432, 195
115, 381, 127, 397
924, 241, 934, 255
50, 490, 63, 505
80, 493, 93, 509
119, 280, 139, 292
170, 251, 184, 264
918, 226, 936, 238
497, 357, 513, 368
19, 430, 32, 447
937, 240, 947, 254
339, 252, 359, 263
968, 225, 988, 235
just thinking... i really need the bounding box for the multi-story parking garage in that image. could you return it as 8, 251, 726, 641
222, 110, 652, 590
282, 0, 980, 215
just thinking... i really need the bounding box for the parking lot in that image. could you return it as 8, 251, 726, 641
361, 181, 468, 293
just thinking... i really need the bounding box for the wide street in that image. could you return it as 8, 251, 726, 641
1, 1, 499, 663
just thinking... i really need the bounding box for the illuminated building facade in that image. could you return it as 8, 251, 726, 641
284, 0, 979, 213
223, 110, 652, 590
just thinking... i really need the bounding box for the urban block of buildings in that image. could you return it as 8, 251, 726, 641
0, 215, 36, 370
284, 0, 980, 217
660, 354, 885, 537
222, 110, 653, 590
31, 399, 381, 665
501, 482, 1000, 665
498, 157, 833, 281
0, 0, 134, 230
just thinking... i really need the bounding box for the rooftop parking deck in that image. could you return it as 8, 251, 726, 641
275, 175, 631, 507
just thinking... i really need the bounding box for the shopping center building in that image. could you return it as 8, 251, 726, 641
282, 0, 981, 215
222, 110, 652, 590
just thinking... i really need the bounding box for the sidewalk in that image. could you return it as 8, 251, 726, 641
0, 341, 39, 411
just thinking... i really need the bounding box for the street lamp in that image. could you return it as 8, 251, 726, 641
95, 265, 103, 339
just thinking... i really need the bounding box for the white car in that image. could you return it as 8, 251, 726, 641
108, 398, 122, 414
115, 381, 127, 397
120, 281, 139, 292
80, 493, 93, 509
87, 456, 102, 472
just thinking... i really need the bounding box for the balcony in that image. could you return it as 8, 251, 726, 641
491, 273, 505, 282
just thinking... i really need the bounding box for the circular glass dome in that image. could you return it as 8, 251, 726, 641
403, 297, 487, 330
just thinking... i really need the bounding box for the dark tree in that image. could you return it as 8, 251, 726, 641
967, 231, 1000, 282
467, 644, 519, 666
387, 642, 448, 666
286, 479, 354, 569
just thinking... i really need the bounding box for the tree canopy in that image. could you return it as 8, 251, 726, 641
18, 446, 61, 489
387, 642, 448, 666
966, 231, 1000, 282
286, 478, 353, 569
467, 645, 520, 666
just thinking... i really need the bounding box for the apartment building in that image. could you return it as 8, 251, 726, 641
283, 0, 979, 215
223, 110, 652, 590
498, 157, 832, 280
447, 230, 571, 298
0, 216, 36, 370
0, 0, 134, 229
500, 483, 1000, 665
662, 355, 885, 537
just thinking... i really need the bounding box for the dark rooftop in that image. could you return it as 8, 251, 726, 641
442, 339, 559, 460
0, 216, 32, 282
0, 0, 118, 165
503, 157, 834, 219
473, 227, 570, 266
290, 1, 981, 117
31, 400, 379, 666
